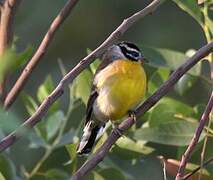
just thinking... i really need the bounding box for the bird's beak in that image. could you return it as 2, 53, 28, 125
143, 57, 149, 63
140, 56, 149, 64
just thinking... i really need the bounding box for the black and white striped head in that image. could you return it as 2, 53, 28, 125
103, 41, 147, 63
117, 42, 145, 62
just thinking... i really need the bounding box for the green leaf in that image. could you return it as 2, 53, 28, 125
56, 131, 75, 147
57, 60, 78, 107
72, 69, 93, 105
142, 45, 186, 69
114, 137, 154, 158
93, 132, 108, 153
193, 104, 206, 119
0, 108, 21, 132
37, 75, 54, 103
44, 169, 69, 180
34, 120, 47, 141
206, 15, 213, 36
65, 143, 77, 160
148, 68, 170, 94
87, 48, 101, 75
172, 0, 203, 26
90, 59, 101, 75
141, 46, 202, 76
22, 93, 38, 115
37, 75, 59, 113
185, 162, 211, 176
0, 155, 16, 180
0, 49, 16, 81
46, 111, 65, 140
0, 46, 33, 81
104, 156, 164, 180
174, 74, 197, 95
70, 49, 93, 105
58, 59, 67, 76
149, 98, 194, 127
0, 172, 6, 180
28, 132, 47, 148
11, 45, 33, 72
65, 143, 78, 173
134, 121, 205, 146
98, 168, 125, 180
92, 171, 105, 180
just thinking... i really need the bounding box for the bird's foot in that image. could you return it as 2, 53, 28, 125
112, 123, 123, 137
128, 110, 137, 123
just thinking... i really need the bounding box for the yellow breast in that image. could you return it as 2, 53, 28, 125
94, 60, 146, 121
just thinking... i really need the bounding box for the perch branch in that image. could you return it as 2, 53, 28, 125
3, 0, 79, 108
72, 42, 213, 180
175, 91, 213, 180
0, 0, 163, 151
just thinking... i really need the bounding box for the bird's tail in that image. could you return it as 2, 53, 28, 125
77, 121, 104, 155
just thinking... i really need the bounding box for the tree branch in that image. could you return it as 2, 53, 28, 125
72, 42, 213, 180
175, 91, 213, 180
0, 0, 21, 100
0, 0, 20, 54
0, 0, 163, 151
183, 156, 213, 180
3, 0, 80, 108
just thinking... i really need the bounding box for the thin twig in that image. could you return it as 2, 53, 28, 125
158, 156, 168, 180
72, 42, 213, 180
0, 0, 21, 100
3, 0, 80, 108
27, 146, 52, 178
199, 137, 208, 180
175, 91, 213, 180
163, 160, 168, 180
183, 156, 213, 180
199, 4, 213, 179
0, 0, 163, 152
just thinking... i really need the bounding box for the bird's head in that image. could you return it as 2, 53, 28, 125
103, 41, 148, 64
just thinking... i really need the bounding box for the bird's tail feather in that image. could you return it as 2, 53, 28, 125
77, 121, 104, 155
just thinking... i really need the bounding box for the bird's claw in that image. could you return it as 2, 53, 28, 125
128, 110, 137, 123
114, 127, 123, 136
112, 123, 123, 136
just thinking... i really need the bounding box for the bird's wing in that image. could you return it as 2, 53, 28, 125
84, 51, 114, 125
85, 90, 98, 125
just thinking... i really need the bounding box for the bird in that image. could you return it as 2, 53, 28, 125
77, 41, 147, 155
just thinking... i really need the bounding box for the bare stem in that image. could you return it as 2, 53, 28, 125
0, 0, 21, 54
0, 0, 21, 100
198, 3, 212, 180
175, 91, 213, 180
27, 146, 52, 178
3, 0, 79, 108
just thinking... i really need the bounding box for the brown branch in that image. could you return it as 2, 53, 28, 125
0, 0, 163, 151
3, 0, 80, 108
0, 0, 20, 54
183, 156, 213, 180
175, 91, 213, 180
72, 42, 213, 180
0, 0, 21, 100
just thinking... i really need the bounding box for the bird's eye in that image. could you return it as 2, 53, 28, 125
118, 42, 142, 61
130, 51, 139, 58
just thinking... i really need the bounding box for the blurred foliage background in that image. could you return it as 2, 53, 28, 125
0, 0, 212, 179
